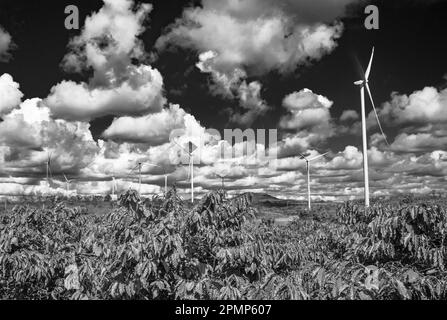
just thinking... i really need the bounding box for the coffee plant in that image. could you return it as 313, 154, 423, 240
1, 190, 447, 300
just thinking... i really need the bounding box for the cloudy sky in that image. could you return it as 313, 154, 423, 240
0, 0, 446, 200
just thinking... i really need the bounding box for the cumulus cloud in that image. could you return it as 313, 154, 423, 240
0, 74, 23, 115
0, 98, 99, 177
0, 26, 14, 62
157, 0, 344, 76
340, 110, 359, 122
202, 0, 358, 24
103, 104, 195, 145
390, 133, 447, 153
369, 84, 447, 154
45, 66, 164, 121
380, 87, 447, 125
45, 0, 165, 121
196, 50, 269, 125
280, 89, 333, 131
230, 81, 269, 126
157, 0, 346, 124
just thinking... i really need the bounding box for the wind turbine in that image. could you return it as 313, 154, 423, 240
298, 152, 329, 211
130, 162, 169, 196
215, 173, 227, 189
130, 162, 143, 194
141, 163, 168, 195
46, 152, 53, 185
111, 170, 118, 200
62, 173, 75, 193
354, 47, 389, 207
173, 140, 197, 203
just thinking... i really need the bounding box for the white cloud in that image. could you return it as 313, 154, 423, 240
230, 81, 269, 125
45, 65, 164, 121
390, 133, 447, 153
200, 0, 357, 24
280, 88, 333, 131
45, 0, 165, 121
380, 87, 447, 125
103, 104, 194, 145
340, 109, 359, 122
157, 1, 344, 76
62, 0, 151, 79
157, 0, 345, 125
0, 26, 13, 62
0, 98, 99, 176
370, 85, 447, 154
0, 74, 23, 115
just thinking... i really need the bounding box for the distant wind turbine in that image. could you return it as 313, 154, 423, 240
130, 162, 168, 196
173, 140, 198, 203
62, 173, 75, 193
130, 162, 143, 194
111, 170, 118, 200
142, 163, 168, 195
299, 152, 329, 211
46, 152, 53, 185
354, 47, 390, 207
215, 173, 227, 189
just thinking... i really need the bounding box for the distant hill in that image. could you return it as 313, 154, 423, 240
244, 192, 303, 208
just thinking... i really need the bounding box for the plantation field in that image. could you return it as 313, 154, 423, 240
1, 189, 447, 300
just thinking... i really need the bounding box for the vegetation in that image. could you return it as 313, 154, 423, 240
1, 188, 447, 300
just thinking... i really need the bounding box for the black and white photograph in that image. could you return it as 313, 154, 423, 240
0, 0, 447, 305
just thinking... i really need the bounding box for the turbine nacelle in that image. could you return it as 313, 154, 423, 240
354, 80, 365, 86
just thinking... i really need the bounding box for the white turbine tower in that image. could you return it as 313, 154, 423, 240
130, 162, 143, 194
214, 159, 232, 191
111, 170, 118, 201
215, 173, 227, 190
46, 152, 53, 186
174, 140, 197, 203
62, 173, 75, 193
299, 152, 329, 211
130, 162, 169, 196
354, 47, 389, 207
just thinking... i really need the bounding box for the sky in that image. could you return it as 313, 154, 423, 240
0, 0, 446, 200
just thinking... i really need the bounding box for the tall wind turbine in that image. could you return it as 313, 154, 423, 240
299, 152, 329, 211
354, 47, 389, 207
174, 140, 197, 203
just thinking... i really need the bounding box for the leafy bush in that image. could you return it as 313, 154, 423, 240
1, 190, 447, 300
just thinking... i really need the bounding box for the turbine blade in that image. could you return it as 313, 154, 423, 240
297, 152, 307, 160
354, 53, 365, 80
366, 82, 390, 146
308, 152, 329, 162
365, 47, 375, 80
63, 173, 68, 182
